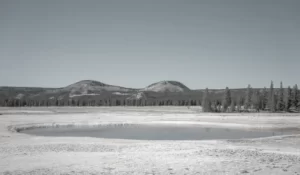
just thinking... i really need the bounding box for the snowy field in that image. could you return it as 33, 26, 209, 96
1, 107, 300, 175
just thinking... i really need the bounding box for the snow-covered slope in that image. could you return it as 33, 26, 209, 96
127, 92, 146, 100
15, 93, 24, 99
141, 81, 190, 93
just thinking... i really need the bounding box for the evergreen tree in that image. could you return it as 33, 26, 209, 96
252, 90, 261, 111
211, 101, 217, 112
273, 93, 278, 112
276, 82, 285, 111
230, 100, 235, 112
268, 81, 276, 112
222, 87, 231, 112
237, 96, 242, 112
55, 99, 59, 106
216, 100, 221, 112
202, 88, 212, 112
292, 84, 299, 110
261, 87, 268, 110
244, 84, 252, 110
285, 86, 292, 111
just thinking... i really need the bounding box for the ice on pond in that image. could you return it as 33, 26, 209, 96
20, 124, 293, 140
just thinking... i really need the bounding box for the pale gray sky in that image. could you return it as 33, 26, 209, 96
0, 0, 299, 89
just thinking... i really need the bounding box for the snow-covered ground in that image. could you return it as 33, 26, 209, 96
0, 107, 300, 175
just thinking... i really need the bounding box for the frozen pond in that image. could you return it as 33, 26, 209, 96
20, 124, 293, 140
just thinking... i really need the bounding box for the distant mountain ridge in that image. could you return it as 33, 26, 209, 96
0, 80, 192, 102
0, 79, 280, 107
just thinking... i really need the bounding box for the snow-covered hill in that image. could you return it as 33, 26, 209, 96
141, 81, 190, 93
61, 80, 136, 97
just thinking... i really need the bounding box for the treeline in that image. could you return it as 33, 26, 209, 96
202, 81, 300, 113
1, 98, 201, 107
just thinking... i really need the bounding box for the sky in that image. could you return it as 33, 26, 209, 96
0, 0, 299, 89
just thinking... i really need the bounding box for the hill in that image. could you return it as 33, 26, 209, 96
141, 81, 190, 93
